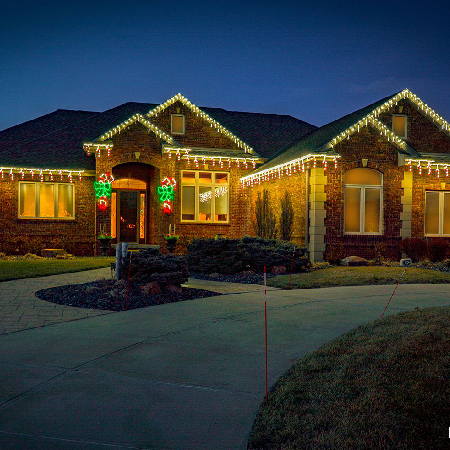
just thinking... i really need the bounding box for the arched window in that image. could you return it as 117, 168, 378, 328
344, 168, 382, 234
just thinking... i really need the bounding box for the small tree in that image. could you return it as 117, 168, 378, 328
280, 191, 294, 241
254, 189, 277, 239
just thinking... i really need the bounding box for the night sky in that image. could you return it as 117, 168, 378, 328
1, 0, 449, 132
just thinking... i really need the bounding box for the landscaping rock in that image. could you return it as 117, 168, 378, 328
166, 285, 183, 293
400, 258, 413, 267
271, 265, 287, 275
139, 281, 161, 295
41, 248, 67, 258
341, 256, 369, 266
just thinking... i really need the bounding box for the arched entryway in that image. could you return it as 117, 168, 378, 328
111, 163, 157, 244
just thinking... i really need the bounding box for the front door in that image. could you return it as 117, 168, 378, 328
119, 191, 138, 242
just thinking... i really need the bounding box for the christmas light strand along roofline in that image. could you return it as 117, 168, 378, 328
0, 167, 85, 182
325, 88, 450, 151
405, 158, 450, 177
240, 154, 341, 187
94, 114, 176, 144
83, 143, 113, 157
163, 147, 261, 168
146, 93, 254, 154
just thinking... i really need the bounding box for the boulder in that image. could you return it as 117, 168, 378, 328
139, 281, 161, 295
166, 285, 183, 294
400, 258, 413, 267
341, 256, 369, 266
41, 248, 67, 258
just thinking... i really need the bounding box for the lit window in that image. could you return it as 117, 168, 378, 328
344, 168, 382, 234
392, 115, 407, 138
181, 171, 229, 223
19, 182, 74, 219
171, 114, 185, 134
425, 191, 450, 235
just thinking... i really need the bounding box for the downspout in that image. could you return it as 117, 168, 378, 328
305, 168, 310, 254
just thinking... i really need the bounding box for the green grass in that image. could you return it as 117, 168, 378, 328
0, 257, 114, 282
248, 306, 450, 449
268, 266, 450, 289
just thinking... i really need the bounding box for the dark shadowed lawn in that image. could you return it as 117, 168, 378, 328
248, 306, 450, 450
0, 257, 114, 282
268, 266, 450, 289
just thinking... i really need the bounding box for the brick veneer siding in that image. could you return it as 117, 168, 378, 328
93, 113, 254, 254
248, 171, 308, 245
378, 99, 450, 154
0, 175, 96, 256
325, 126, 404, 260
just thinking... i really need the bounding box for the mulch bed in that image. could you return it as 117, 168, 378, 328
35, 279, 220, 311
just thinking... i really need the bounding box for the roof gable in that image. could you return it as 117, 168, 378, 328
146, 93, 255, 153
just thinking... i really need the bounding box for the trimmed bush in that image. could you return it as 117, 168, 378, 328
427, 238, 450, 262
400, 238, 428, 262
187, 236, 309, 274
129, 248, 189, 286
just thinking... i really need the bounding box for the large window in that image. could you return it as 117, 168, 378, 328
181, 171, 229, 222
344, 168, 382, 234
425, 191, 450, 236
19, 182, 74, 219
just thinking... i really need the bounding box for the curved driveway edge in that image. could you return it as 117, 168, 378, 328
0, 268, 114, 335
0, 283, 449, 449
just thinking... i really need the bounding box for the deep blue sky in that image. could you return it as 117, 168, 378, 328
1, 0, 449, 131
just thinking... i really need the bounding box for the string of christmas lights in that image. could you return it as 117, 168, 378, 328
405, 159, 450, 177
94, 114, 176, 144
240, 154, 340, 187
163, 147, 260, 168
147, 93, 253, 153
0, 167, 85, 182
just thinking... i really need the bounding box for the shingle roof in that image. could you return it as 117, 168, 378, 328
254, 92, 420, 173
0, 102, 315, 170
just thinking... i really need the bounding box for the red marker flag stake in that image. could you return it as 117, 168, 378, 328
381, 269, 406, 319
264, 266, 268, 404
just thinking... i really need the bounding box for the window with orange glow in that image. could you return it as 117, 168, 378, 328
19, 182, 74, 219
425, 191, 450, 235
181, 171, 229, 222
392, 115, 407, 138
171, 114, 185, 134
344, 169, 382, 234
140, 193, 145, 239
111, 192, 117, 238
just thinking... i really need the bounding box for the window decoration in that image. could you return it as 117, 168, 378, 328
94, 172, 114, 211
147, 93, 253, 153
425, 191, 450, 236
181, 171, 229, 222
19, 182, 74, 219
157, 177, 177, 214
344, 169, 382, 234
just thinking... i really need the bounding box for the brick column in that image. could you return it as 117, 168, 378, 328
309, 167, 327, 263
400, 171, 412, 238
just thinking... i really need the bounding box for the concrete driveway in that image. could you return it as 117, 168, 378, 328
0, 282, 449, 449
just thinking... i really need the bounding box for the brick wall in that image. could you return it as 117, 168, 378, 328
0, 175, 96, 256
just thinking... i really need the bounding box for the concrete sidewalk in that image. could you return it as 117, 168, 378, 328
0, 283, 449, 449
0, 268, 114, 335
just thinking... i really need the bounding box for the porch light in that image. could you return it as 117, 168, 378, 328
134, 152, 141, 160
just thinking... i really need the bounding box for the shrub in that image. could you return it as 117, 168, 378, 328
128, 248, 189, 286
187, 236, 309, 274
254, 189, 277, 239
400, 238, 428, 262
279, 192, 294, 241
427, 238, 450, 262
325, 244, 345, 265
373, 242, 387, 263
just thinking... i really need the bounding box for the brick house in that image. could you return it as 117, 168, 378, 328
242, 89, 450, 262
1, 89, 449, 261
0, 94, 314, 255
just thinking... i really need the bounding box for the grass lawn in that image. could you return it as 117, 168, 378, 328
268, 266, 450, 289
0, 257, 114, 282
248, 306, 450, 449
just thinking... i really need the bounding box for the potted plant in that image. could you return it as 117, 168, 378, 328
97, 233, 112, 256
165, 233, 179, 253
